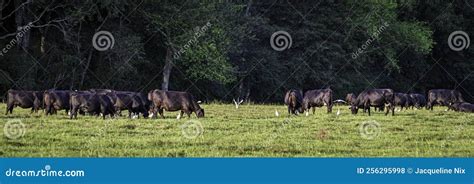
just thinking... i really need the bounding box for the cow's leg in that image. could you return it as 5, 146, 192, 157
186, 110, 191, 118
287, 106, 291, 116
6, 103, 13, 115
69, 107, 75, 119
364, 101, 370, 116
391, 104, 395, 116
151, 105, 159, 118
327, 103, 332, 113
158, 108, 165, 119
312, 106, 315, 114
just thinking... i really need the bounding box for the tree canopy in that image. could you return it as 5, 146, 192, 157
1, 0, 473, 103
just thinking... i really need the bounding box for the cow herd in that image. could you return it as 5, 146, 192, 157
285, 88, 474, 116
5, 89, 204, 119
3, 88, 473, 120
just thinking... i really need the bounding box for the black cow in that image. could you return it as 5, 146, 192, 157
84, 94, 116, 119
345, 93, 356, 105
43, 90, 71, 115
106, 91, 149, 118
131, 92, 151, 118
394, 93, 410, 110
350, 89, 395, 116
302, 88, 333, 114
148, 90, 204, 118
426, 89, 464, 110
69, 91, 94, 119
449, 102, 474, 113
409, 93, 426, 109
108, 91, 135, 118
5, 90, 43, 114
284, 89, 303, 115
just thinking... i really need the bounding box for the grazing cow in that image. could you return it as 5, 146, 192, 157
43, 90, 71, 115
302, 88, 333, 114
409, 93, 426, 109
84, 94, 116, 119
345, 93, 356, 105
350, 89, 395, 116
449, 102, 474, 113
108, 91, 135, 118
5, 90, 43, 114
107, 91, 149, 118
394, 93, 410, 110
426, 89, 464, 110
129, 92, 150, 118
148, 90, 204, 118
284, 89, 303, 115
69, 91, 94, 119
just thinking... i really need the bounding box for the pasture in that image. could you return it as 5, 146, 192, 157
0, 103, 472, 157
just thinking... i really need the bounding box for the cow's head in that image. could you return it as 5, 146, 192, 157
196, 108, 205, 118
350, 105, 359, 114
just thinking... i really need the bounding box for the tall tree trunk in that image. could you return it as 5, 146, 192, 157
245, 0, 252, 16
14, 0, 30, 50
237, 0, 253, 101
161, 47, 173, 91
80, 49, 93, 89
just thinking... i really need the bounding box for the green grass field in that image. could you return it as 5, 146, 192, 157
0, 103, 472, 157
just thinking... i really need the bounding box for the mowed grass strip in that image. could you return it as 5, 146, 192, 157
0, 103, 472, 157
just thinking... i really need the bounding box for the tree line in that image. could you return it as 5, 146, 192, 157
0, 0, 473, 103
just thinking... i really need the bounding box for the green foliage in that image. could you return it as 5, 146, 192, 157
0, 0, 472, 102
